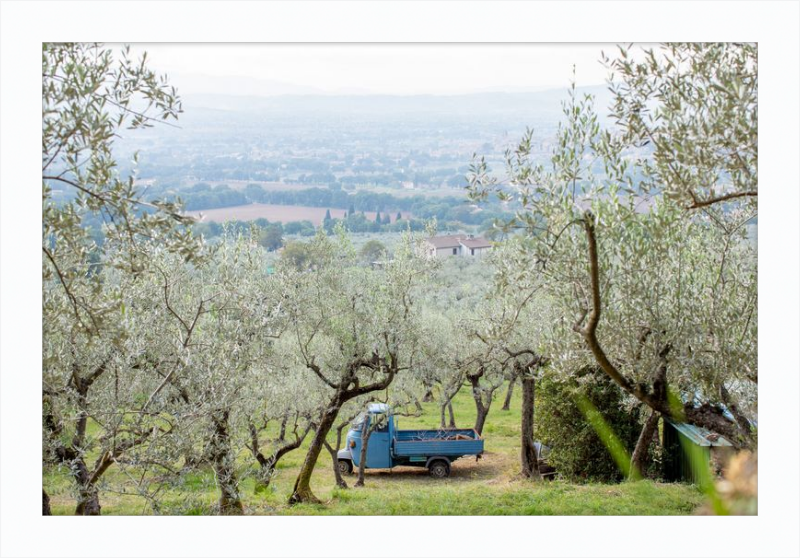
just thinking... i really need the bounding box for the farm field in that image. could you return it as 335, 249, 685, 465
185, 203, 410, 225
191, 180, 318, 192
42, 385, 706, 516
355, 185, 468, 198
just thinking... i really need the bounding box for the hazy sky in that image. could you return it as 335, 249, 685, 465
125, 43, 640, 96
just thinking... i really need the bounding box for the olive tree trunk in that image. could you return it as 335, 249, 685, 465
502, 372, 518, 411
323, 414, 360, 490
520, 376, 541, 479
439, 400, 457, 429
576, 213, 752, 448
73, 457, 102, 515
469, 372, 493, 436
249, 419, 310, 493
324, 441, 348, 489
629, 410, 660, 480
289, 394, 345, 504
209, 411, 243, 515
354, 422, 379, 487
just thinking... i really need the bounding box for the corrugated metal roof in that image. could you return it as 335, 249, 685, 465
664, 419, 733, 447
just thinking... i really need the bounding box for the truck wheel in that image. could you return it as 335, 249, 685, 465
428, 460, 450, 478
338, 459, 353, 475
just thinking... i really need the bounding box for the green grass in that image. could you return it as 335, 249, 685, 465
281, 480, 701, 516
43, 384, 705, 515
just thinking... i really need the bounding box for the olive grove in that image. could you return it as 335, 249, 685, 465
42, 42, 758, 514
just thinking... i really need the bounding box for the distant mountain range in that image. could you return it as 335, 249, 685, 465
177, 85, 616, 120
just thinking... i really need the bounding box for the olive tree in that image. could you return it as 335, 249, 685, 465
43, 277, 172, 514
42, 43, 200, 513
281, 228, 434, 504
245, 342, 327, 493
457, 315, 506, 437
42, 242, 205, 515
468, 74, 757, 457
479, 242, 552, 477
140, 235, 282, 514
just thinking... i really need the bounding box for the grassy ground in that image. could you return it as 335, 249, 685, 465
43, 385, 705, 515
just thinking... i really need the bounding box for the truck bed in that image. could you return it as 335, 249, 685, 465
393, 428, 484, 457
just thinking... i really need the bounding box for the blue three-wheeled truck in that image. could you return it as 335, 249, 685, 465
337, 403, 484, 478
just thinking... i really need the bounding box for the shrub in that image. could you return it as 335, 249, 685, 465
536, 367, 642, 482
359, 239, 387, 263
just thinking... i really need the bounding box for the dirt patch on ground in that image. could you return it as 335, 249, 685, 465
353, 450, 516, 486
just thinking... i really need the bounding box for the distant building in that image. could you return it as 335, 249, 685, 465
425, 234, 493, 259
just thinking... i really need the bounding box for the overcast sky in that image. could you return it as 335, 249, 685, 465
124, 43, 643, 96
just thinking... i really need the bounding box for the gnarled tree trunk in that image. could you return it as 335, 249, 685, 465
439, 386, 460, 429
473, 401, 489, 435
354, 421, 378, 487
469, 370, 492, 436
253, 455, 278, 492
249, 419, 310, 493
630, 410, 660, 480
502, 371, 518, 411
75, 450, 118, 515
45, 361, 134, 516
520, 376, 540, 479
324, 441, 348, 489
440, 400, 457, 429
209, 410, 243, 515
70, 454, 101, 515
323, 413, 360, 490
290, 395, 343, 504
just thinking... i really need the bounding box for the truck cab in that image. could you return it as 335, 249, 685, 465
337, 403, 484, 478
